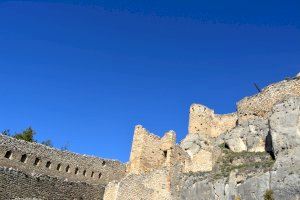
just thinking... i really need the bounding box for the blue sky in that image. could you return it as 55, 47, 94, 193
0, 0, 299, 162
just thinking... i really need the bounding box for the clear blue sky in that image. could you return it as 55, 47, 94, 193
0, 0, 299, 162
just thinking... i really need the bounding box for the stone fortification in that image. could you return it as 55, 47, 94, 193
188, 104, 237, 138
104, 75, 300, 200
126, 125, 188, 174
182, 105, 237, 173
104, 126, 190, 200
0, 166, 104, 200
237, 77, 300, 123
104, 169, 173, 200
0, 134, 125, 185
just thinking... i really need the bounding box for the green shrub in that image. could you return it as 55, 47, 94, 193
1, 127, 53, 147
264, 189, 274, 200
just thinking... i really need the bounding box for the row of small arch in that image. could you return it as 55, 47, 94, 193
4, 150, 103, 179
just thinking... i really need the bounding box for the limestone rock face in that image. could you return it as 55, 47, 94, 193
220, 118, 269, 152
181, 178, 227, 200
225, 137, 247, 152
180, 134, 212, 157
180, 133, 215, 172
269, 96, 300, 157
181, 96, 300, 200
181, 171, 271, 200
269, 96, 300, 200
236, 172, 270, 200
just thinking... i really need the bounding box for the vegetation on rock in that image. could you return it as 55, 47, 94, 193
264, 189, 274, 200
1, 127, 53, 147
212, 144, 275, 180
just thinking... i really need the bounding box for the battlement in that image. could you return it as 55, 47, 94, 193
0, 134, 126, 185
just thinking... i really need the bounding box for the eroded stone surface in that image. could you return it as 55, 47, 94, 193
269, 96, 300, 200
220, 118, 269, 153
237, 172, 270, 200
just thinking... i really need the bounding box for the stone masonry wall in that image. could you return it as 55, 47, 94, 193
0, 166, 104, 200
104, 169, 173, 200
126, 125, 166, 174
0, 135, 125, 185
188, 104, 237, 138
126, 125, 189, 174
237, 77, 300, 123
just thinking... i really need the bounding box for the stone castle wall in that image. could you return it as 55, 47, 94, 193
104, 169, 173, 200
0, 135, 125, 185
110, 126, 190, 200
126, 125, 189, 174
188, 104, 237, 138
237, 78, 300, 123
0, 166, 104, 200
127, 125, 166, 174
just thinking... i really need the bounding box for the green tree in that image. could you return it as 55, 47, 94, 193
13, 127, 36, 142
1, 127, 56, 148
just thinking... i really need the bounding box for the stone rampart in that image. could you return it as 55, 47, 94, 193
237, 77, 300, 123
0, 166, 104, 200
0, 135, 125, 185
188, 104, 237, 137
126, 125, 189, 174
104, 169, 172, 200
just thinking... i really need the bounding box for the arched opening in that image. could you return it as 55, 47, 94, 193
57, 163, 62, 171
102, 161, 106, 166
20, 154, 27, 163
46, 161, 51, 169
34, 158, 40, 166
83, 170, 86, 176
91, 171, 94, 178
66, 165, 70, 173
4, 151, 12, 159
163, 150, 168, 158
75, 167, 79, 175
98, 173, 102, 179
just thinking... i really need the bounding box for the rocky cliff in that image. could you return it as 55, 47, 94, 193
181, 96, 300, 200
